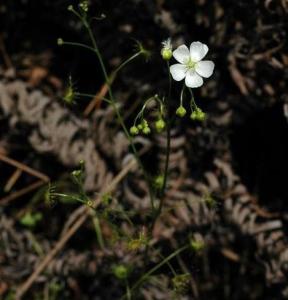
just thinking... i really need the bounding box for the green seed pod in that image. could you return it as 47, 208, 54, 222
154, 174, 164, 189
142, 119, 149, 127
130, 126, 139, 135
155, 119, 165, 132
113, 265, 129, 280
176, 106, 187, 117
190, 108, 206, 121
142, 126, 151, 135
190, 239, 205, 253
190, 110, 198, 120
196, 109, 206, 121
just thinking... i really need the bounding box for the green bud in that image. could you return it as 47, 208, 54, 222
57, 38, 64, 46
190, 110, 197, 120
20, 212, 43, 229
176, 106, 186, 117
142, 126, 151, 135
137, 124, 143, 130
155, 119, 165, 132
161, 38, 173, 60
197, 109, 206, 121
141, 119, 148, 127
72, 170, 81, 178
161, 48, 173, 61
190, 239, 205, 252
190, 108, 206, 121
67, 5, 74, 11
79, 1, 89, 12
113, 265, 129, 280
63, 86, 75, 104
130, 126, 139, 135
154, 174, 164, 189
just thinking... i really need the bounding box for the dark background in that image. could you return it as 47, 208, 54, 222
1, 0, 288, 299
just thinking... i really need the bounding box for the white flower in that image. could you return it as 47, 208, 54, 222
169, 41, 215, 88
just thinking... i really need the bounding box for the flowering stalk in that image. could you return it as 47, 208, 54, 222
161, 61, 172, 198
149, 61, 172, 232
65, 5, 156, 209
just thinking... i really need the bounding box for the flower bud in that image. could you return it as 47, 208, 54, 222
57, 38, 64, 46
67, 5, 74, 11
71, 169, 84, 185
154, 174, 164, 190
161, 38, 173, 61
141, 119, 148, 127
79, 1, 89, 12
113, 265, 129, 280
63, 86, 75, 105
72, 170, 82, 179
130, 126, 139, 135
190, 238, 205, 253
161, 48, 173, 61
176, 106, 186, 117
155, 119, 165, 132
142, 126, 151, 135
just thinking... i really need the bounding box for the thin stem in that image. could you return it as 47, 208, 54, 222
114, 52, 142, 75
82, 14, 155, 209
74, 92, 112, 104
180, 83, 186, 107
92, 213, 105, 250
188, 88, 197, 110
149, 62, 172, 232
51, 193, 87, 204
61, 41, 96, 54
161, 61, 172, 196
158, 251, 177, 276
69, 6, 83, 21
125, 279, 132, 300
133, 95, 159, 126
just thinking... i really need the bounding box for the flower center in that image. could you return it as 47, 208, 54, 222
186, 58, 196, 70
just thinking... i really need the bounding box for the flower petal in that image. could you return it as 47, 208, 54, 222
189, 41, 209, 62
185, 70, 203, 88
195, 60, 215, 78
170, 64, 187, 81
173, 44, 190, 64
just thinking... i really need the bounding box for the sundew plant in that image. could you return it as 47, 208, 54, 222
53, 1, 215, 298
